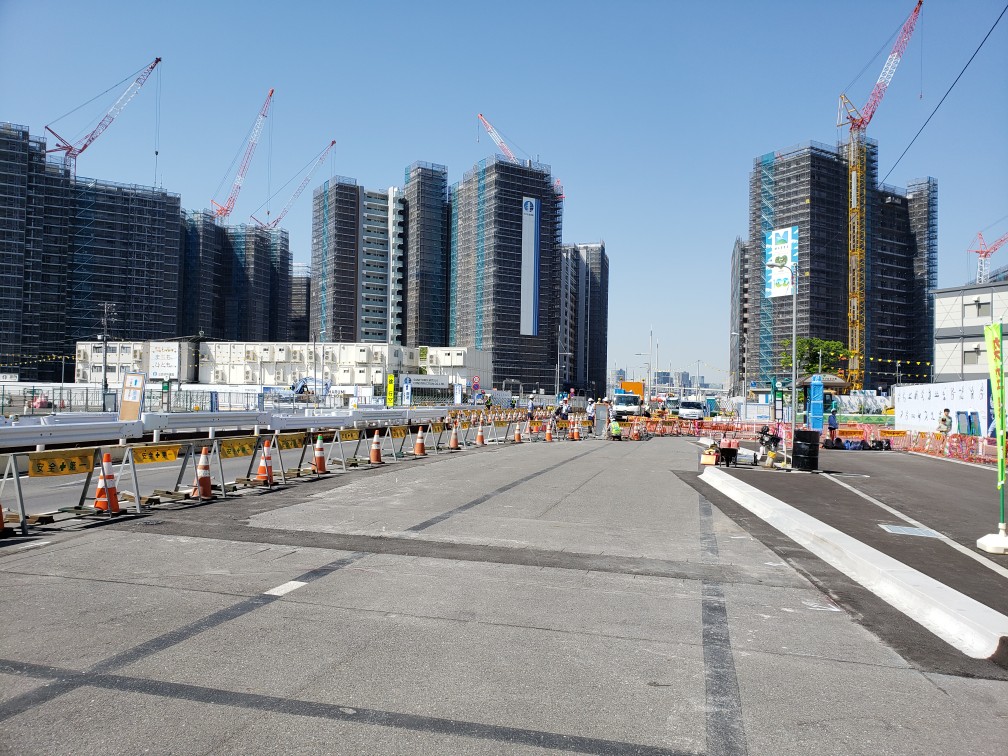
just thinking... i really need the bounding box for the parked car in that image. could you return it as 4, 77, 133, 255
677, 400, 706, 420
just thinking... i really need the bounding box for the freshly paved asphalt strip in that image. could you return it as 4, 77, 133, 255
700, 465, 1008, 664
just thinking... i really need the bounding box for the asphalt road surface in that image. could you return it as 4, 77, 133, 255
1, 437, 1006, 754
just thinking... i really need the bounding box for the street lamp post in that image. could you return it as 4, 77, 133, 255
768, 260, 798, 465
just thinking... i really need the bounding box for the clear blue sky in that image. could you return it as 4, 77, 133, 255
2, 0, 1006, 387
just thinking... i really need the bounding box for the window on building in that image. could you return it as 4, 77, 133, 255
964, 301, 991, 318
963, 349, 984, 366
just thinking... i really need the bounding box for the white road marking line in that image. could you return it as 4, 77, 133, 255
823, 473, 1008, 580
18, 540, 51, 550
264, 580, 306, 596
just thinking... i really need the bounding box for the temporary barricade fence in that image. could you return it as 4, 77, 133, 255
1, 446, 104, 534
877, 428, 910, 451
270, 431, 309, 478
119, 442, 196, 507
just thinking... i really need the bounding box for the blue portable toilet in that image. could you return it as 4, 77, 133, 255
809, 375, 824, 432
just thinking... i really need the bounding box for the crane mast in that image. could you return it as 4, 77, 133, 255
45, 56, 162, 176
212, 88, 274, 220
837, 0, 922, 390
974, 230, 1008, 284
251, 139, 336, 229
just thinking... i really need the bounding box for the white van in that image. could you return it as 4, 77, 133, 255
612, 394, 645, 421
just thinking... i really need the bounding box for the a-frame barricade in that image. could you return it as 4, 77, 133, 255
329, 428, 367, 470
427, 421, 445, 453
388, 426, 409, 460
120, 442, 194, 507
271, 431, 307, 480
151, 439, 231, 502
1, 447, 102, 533
239, 435, 287, 487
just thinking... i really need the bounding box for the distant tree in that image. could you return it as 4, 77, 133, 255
780, 338, 847, 375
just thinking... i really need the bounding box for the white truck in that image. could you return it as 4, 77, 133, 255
611, 393, 645, 422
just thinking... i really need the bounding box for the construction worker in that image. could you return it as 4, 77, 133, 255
609, 418, 622, 440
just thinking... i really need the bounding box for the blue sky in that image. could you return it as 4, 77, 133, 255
2, 0, 1005, 387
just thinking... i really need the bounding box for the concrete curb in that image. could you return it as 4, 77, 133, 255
700, 466, 1008, 661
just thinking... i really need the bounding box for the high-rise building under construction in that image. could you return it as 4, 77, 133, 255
403, 162, 450, 348
310, 177, 406, 344
560, 243, 609, 398
731, 139, 937, 392
449, 156, 564, 392
0, 121, 181, 382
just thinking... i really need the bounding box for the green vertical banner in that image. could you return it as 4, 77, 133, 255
984, 323, 1006, 523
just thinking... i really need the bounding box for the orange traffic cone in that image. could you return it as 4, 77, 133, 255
369, 430, 384, 464
513, 423, 522, 444
190, 446, 213, 500
256, 440, 274, 485
448, 423, 460, 451
310, 434, 328, 474
475, 422, 485, 446
545, 422, 553, 442
413, 427, 427, 457
94, 452, 120, 514
573, 423, 581, 441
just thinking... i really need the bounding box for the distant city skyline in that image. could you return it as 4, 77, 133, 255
1, 1, 1004, 383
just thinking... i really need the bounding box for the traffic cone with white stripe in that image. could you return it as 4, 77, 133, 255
94, 452, 120, 514
190, 446, 213, 500
475, 421, 485, 446
413, 427, 427, 457
513, 423, 522, 444
448, 422, 460, 451
256, 440, 274, 485
369, 430, 384, 464
573, 423, 581, 441
310, 435, 328, 474
545, 421, 553, 442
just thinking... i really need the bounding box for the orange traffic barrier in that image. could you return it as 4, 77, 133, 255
413, 427, 427, 457
190, 446, 213, 501
94, 452, 120, 514
256, 439, 275, 485
369, 430, 384, 464
310, 434, 328, 474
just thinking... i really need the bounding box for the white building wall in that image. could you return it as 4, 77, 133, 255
933, 283, 1008, 383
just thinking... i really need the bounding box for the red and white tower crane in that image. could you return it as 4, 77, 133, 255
478, 113, 566, 198
837, 0, 923, 390
212, 88, 274, 221
477, 113, 519, 164
251, 139, 336, 229
45, 56, 162, 176
973, 229, 1008, 284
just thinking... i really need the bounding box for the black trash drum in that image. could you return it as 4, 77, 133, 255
792, 429, 821, 471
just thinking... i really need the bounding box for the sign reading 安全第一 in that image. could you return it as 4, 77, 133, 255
764, 225, 799, 299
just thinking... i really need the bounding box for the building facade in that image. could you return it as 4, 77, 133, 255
311, 177, 405, 344
289, 262, 311, 342
449, 156, 564, 392
403, 162, 450, 348
560, 242, 608, 396
0, 122, 181, 381
932, 281, 1006, 384
739, 140, 937, 390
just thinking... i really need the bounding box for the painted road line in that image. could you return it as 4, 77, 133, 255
700, 465, 1008, 660
824, 473, 1008, 581
17, 541, 50, 551
264, 580, 307, 597
907, 450, 998, 472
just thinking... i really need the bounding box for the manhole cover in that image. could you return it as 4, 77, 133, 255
878, 524, 940, 538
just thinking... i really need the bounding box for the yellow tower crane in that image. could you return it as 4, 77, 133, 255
837, 0, 922, 390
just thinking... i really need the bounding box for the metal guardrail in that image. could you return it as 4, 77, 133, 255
0, 421, 144, 448
0, 406, 459, 450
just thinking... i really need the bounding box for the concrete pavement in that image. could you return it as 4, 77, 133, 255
1, 436, 1006, 754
